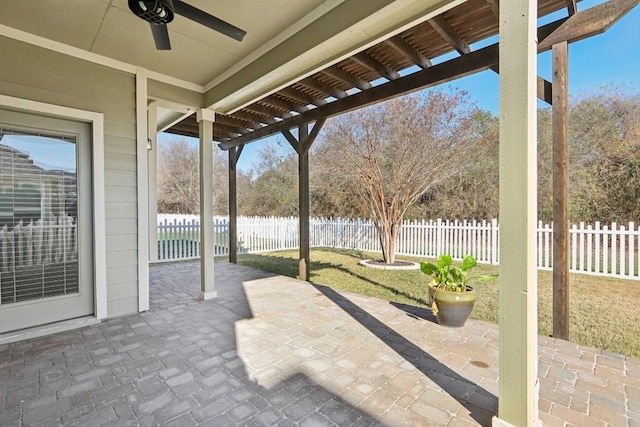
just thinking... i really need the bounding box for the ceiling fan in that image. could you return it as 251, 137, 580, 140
128, 0, 246, 50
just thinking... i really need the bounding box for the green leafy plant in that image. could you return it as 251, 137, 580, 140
420, 254, 497, 292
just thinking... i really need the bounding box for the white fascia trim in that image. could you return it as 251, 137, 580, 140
157, 110, 195, 133
203, 0, 345, 92
145, 70, 204, 93
136, 68, 150, 312
0, 24, 204, 94
212, 0, 466, 114
0, 94, 108, 320
149, 99, 193, 115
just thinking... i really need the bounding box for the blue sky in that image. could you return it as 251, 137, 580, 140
162, 0, 640, 174
2, 135, 76, 172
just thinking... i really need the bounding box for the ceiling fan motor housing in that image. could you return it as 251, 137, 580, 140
128, 0, 175, 24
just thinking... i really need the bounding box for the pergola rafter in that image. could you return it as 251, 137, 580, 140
351, 52, 401, 81
279, 87, 327, 108
384, 35, 433, 69
429, 15, 471, 55
321, 66, 372, 92
297, 77, 348, 100
231, 109, 277, 126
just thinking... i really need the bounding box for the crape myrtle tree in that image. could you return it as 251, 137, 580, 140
315, 89, 479, 264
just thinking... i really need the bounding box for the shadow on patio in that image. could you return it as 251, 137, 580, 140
1, 260, 637, 426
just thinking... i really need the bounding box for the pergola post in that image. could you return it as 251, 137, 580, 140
197, 109, 216, 300
228, 146, 243, 264
282, 118, 326, 282
298, 124, 311, 281
493, 0, 540, 426
552, 41, 570, 340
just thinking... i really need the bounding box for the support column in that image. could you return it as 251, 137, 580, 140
282, 118, 326, 282
298, 124, 310, 281
197, 109, 216, 300
228, 146, 243, 264
147, 103, 158, 262
552, 41, 570, 340
493, 0, 540, 426
135, 68, 150, 312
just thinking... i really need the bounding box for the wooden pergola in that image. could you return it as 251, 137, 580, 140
163, 1, 637, 425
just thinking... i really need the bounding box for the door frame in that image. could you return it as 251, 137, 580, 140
0, 94, 107, 320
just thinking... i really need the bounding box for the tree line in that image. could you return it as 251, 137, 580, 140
157, 85, 640, 225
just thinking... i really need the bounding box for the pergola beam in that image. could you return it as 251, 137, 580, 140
490, 65, 554, 104
537, 77, 553, 105
538, 0, 639, 51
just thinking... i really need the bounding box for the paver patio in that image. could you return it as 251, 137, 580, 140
1, 260, 639, 426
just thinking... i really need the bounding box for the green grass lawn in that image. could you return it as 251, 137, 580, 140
230, 247, 640, 360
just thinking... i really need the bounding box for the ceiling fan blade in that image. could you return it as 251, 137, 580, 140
173, 0, 246, 42
150, 23, 172, 50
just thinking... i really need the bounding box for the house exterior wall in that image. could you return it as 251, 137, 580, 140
0, 36, 139, 318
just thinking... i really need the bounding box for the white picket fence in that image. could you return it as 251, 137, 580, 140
155, 215, 640, 280
157, 217, 229, 260
0, 214, 77, 273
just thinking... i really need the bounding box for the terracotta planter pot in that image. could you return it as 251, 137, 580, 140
428, 285, 476, 327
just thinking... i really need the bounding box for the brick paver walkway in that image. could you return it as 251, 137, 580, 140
1, 261, 638, 426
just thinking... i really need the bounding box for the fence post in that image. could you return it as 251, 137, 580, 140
629, 222, 635, 278
491, 218, 498, 265
436, 218, 442, 256
611, 222, 618, 276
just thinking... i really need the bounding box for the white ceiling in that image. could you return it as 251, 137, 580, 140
0, 0, 331, 86
0, 0, 465, 113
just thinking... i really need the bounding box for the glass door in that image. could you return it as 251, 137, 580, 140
0, 109, 93, 333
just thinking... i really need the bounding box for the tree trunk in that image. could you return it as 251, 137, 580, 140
377, 218, 400, 264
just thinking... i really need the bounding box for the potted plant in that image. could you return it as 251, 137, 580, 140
420, 254, 496, 327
